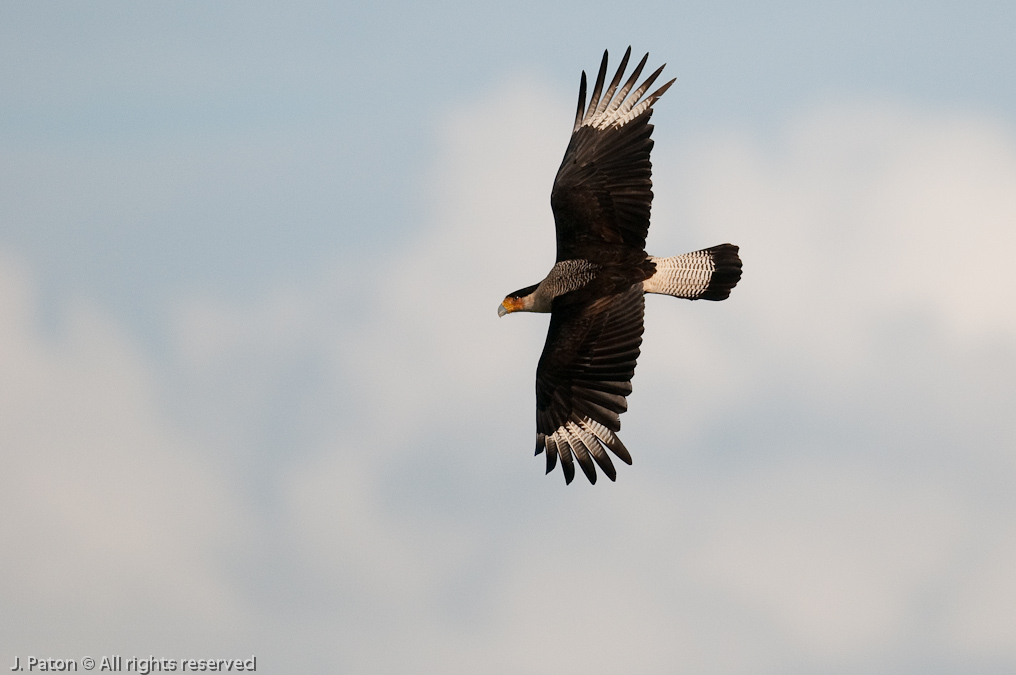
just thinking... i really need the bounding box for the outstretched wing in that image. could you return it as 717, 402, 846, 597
551, 48, 675, 262
535, 283, 645, 484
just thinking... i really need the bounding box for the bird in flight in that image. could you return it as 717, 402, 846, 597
498, 48, 742, 484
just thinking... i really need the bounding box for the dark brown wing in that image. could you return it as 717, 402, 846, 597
535, 283, 645, 484
551, 48, 675, 263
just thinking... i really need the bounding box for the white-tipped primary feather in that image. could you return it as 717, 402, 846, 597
574, 49, 675, 132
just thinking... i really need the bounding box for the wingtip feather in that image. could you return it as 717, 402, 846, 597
573, 71, 587, 131
584, 50, 610, 125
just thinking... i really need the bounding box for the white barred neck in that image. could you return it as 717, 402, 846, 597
529, 259, 600, 311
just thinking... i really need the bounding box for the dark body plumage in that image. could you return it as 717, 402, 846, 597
499, 48, 742, 484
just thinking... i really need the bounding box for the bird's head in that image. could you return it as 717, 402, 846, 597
498, 283, 540, 317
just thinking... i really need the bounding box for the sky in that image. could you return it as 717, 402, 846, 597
2, 2, 1016, 673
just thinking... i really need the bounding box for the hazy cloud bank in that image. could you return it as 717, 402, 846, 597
2, 81, 1015, 673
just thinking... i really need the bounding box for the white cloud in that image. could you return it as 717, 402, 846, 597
690, 462, 964, 659
3, 80, 1016, 674
0, 257, 247, 650
950, 534, 1016, 655
671, 102, 1016, 343
268, 90, 1016, 671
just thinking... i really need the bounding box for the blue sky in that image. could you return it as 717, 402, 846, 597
5, 1, 1016, 335
2, 3, 1016, 673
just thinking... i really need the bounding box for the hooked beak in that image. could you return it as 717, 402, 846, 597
497, 302, 508, 318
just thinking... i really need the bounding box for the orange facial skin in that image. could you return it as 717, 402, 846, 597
498, 296, 523, 317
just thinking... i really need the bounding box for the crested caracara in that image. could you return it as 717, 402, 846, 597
498, 48, 742, 485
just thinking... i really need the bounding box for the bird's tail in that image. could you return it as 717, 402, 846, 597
643, 244, 742, 300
